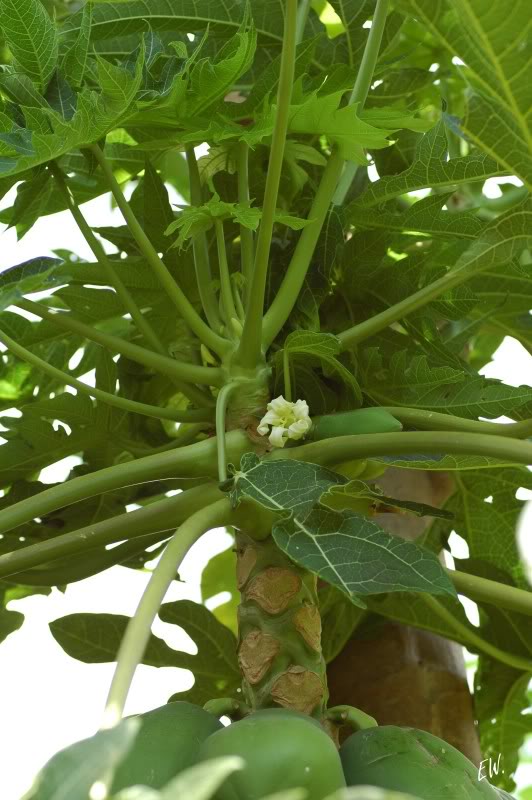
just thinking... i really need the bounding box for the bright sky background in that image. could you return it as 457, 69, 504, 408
0, 180, 531, 799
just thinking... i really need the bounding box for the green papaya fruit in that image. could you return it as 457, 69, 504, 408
194, 708, 346, 799
340, 725, 500, 800
310, 408, 402, 441
111, 701, 223, 792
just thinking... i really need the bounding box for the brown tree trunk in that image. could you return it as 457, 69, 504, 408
327, 469, 482, 765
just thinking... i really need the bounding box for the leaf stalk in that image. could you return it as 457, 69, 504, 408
236, 0, 298, 368
48, 162, 165, 355
0, 328, 215, 424
16, 298, 221, 396
422, 594, 532, 673
101, 498, 232, 726
185, 147, 222, 331
262, 0, 390, 348
89, 143, 230, 357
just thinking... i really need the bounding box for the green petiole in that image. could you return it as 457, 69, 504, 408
262, 0, 390, 349
236, 0, 298, 369
49, 162, 165, 356
0, 483, 221, 579
422, 594, 532, 673
101, 498, 233, 727
16, 298, 221, 396
0, 430, 250, 536
186, 147, 222, 332
89, 143, 230, 357
447, 568, 532, 619
236, 141, 254, 304
273, 430, 532, 468
215, 218, 238, 326
215, 382, 239, 482
0, 328, 215, 424
382, 407, 532, 439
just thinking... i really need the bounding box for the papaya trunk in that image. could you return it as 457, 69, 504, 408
326, 469, 482, 765
235, 530, 328, 719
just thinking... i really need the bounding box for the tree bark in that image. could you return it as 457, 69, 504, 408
326, 469, 482, 765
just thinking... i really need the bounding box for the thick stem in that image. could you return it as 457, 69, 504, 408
0, 483, 221, 579
273, 431, 532, 469
422, 595, 532, 673
382, 407, 532, 439
186, 147, 222, 332
236, 142, 254, 303
101, 498, 232, 727
0, 430, 250, 536
235, 530, 328, 718
89, 143, 229, 357
49, 162, 165, 355
262, 0, 390, 348
236, 0, 298, 369
448, 568, 532, 618
0, 327, 214, 424
215, 218, 238, 325
17, 298, 221, 398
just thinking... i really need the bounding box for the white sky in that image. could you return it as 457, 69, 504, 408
0, 184, 531, 798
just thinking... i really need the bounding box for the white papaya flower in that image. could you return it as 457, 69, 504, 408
257, 395, 312, 448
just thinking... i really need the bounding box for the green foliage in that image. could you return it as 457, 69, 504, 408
0, 0, 531, 793
226, 453, 456, 604
400, 0, 532, 189
0, 0, 58, 91
22, 718, 140, 800
49, 599, 241, 705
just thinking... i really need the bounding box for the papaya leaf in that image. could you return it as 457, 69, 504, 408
319, 584, 365, 663
154, 757, 245, 800
475, 662, 532, 793
361, 349, 532, 420
320, 479, 454, 520
287, 91, 395, 163
401, 0, 532, 189
450, 469, 532, 587
129, 158, 175, 254
22, 719, 140, 800
0, 44, 146, 177
226, 453, 346, 516
0, 256, 66, 311
201, 544, 239, 635
346, 192, 485, 241
274, 330, 362, 409
0, 0, 58, 92
226, 455, 455, 603
272, 505, 456, 604
49, 600, 241, 706
60, 2, 93, 88
44, 72, 78, 122
354, 120, 507, 206
187, 19, 257, 116
165, 196, 309, 249
0, 606, 24, 644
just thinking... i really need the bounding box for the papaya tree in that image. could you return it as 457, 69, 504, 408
0, 0, 531, 798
